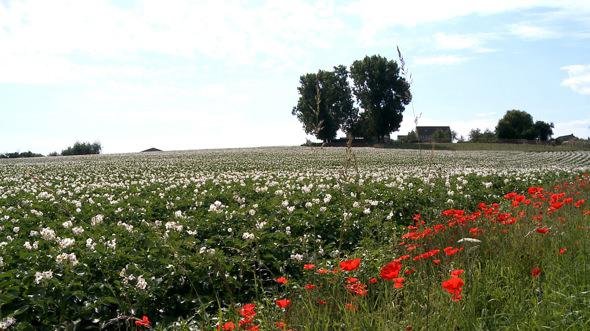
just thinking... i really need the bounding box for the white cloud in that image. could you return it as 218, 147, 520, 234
414, 55, 469, 66
561, 64, 590, 95
509, 23, 560, 39
345, 0, 590, 40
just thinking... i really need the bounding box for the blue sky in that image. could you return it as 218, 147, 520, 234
1, 0, 589, 154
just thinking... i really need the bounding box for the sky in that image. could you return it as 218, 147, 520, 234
1, 0, 589, 154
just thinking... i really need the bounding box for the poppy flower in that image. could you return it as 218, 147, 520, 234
444, 246, 463, 256
275, 277, 288, 285
303, 264, 316, 270
346, 277, 359, 283
380, 260, 402, 280
531, 267, 542, 277
135, 316, 151, 327
275, 321, 287, 329
340, 258, 361, 271
450, 269, 464, 277
393, 277, 405, 289
316, 268, 329, 275
221, 321, 235, 331
317, 299, 327, 305
276, 299, 291, 309
346, 282, 368, 296
239, 303, 256, 318
238, 318, 253, 328
442, 277, 464, 302
536, 227, 550, 234
344, 303, 357, 312
369, 277, 378, 284
245, 325, 259, 331
304, 284, 316, 290
559, 247, 567, 255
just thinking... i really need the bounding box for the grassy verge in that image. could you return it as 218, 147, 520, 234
203, 175, 590, 331
382, 142, 590, 152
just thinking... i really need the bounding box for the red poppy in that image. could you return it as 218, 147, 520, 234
238, 318, 253, 328
442, 277, 464, 302
535, 227, 549, 234
275, 277, 288, 285
135, 316, 151, 327
369, 277, 378, 284
346, 282, 368, 296
275, 321, 287, 329
380, 260, 402, 280
276, 299, 291, 309
346, 277, 359, 283
316, 268, 330, 275
340, 258, 361, 271
303, 264, 316, 270
393, 277, 405, 289
317, 299, 327, 305
574, 199, 586, 208
304, 284, 316, 290
221, 321, 235, 331
239, 303, 256, 318
245, 325, 259, 331
559, 247, 567, 255
531, 267, 542, 277
433, 259, 441, 265
444, 246, 463, 256
450, 269, 464, 277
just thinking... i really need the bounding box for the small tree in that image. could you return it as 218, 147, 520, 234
533, 121, 554, 141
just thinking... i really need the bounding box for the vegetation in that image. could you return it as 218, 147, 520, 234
0, 148, 589, 329
0, 151, 43, 158
495, 110, 554, 141
293, 54, 411, 143
61, 141, 102, 156
291, 66, 356, 142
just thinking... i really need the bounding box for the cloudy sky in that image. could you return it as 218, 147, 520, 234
1, 0, 589, 154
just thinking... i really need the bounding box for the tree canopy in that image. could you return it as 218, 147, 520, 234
496, 110, 553, 141
350, 55, 412, 142
292, 54, 411, 143
291, 65, 356, 142
61, 141, 102, 156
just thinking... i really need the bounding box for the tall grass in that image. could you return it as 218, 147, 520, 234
204, 175, 590, 331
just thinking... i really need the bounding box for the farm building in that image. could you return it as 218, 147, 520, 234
416, 126, 452, 143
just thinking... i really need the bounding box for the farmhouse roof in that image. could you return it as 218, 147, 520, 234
141, 147, 163, 152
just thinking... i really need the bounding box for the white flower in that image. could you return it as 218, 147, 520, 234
285, 226, 291, 235
290, 253, 304, 261
255, 221, 267, 229
29, 230, 39, 237
483, 182, 493, 189
0, 256, 3, 267
72, 226, 84, 235
56, 252, 78, 266
58, 238, 75, 249
0, 317, 16, 329
62, 220, 73, 228
12, 227, 19, 233
352, 201, 360, 208
91, 214, 104, 226
136, 275, 148, 290
248, 209, 256, 216
86, 238, 96, 250
242, 232, 255, 240
174, 210, 183, 218
40, 227, 56, 241
34, 270, 53, 284
363, 208, 371, 215
281, 200, 289, 207
105, 238, 117, 250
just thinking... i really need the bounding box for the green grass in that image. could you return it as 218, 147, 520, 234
383, 142, 590, 152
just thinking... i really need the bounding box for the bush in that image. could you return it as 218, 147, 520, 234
61, 142, 102, 156
0, 151, 44, 158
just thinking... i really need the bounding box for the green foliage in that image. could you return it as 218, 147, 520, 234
496, 110, 553, 141
469, 128, 497, 142
61, 141, 102, 156
291, 66, 356, 142
350, 55, 412, 142
0, 151, 44, 158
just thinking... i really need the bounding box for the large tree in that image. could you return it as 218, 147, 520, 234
291, 66, 356, 142
496, 110, 535, 140
350, 55, 412, 142
496, 110, 553, 141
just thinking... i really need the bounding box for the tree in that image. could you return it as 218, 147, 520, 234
350, 55, 412, 142
469, 128, 497, 142
496, 110, 535, 140
61, 141, 102, 156
533, 121, 554, 141
292, 66, 356, 142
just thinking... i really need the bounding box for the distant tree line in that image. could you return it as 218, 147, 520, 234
467, 110, 554, 143
1, 141, 102, 158
292, 51, 412, 143
0, 151, 44, 159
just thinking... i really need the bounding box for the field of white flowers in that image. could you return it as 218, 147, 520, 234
0, 147, 589, 329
